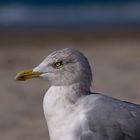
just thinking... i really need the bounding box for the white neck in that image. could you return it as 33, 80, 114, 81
43, 84, 87, 140
43, 84, 85, 115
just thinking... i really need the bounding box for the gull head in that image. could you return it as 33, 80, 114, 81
16, 48, 92, 90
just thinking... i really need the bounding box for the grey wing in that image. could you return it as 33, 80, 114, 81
117, 101, 140, 140
82, 94, 140, 140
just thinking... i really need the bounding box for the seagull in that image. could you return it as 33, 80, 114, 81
16, 48, 140, 140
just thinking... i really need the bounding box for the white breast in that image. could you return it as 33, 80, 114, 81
43, 86, 95, 140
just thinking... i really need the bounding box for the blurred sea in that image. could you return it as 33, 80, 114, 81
0, 2, 140, 29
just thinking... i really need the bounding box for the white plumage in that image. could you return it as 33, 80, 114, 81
43, 85, 99, 140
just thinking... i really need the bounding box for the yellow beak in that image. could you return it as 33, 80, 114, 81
15, 69, 42, 81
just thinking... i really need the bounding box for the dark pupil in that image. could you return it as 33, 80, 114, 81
54, 61, 63, 67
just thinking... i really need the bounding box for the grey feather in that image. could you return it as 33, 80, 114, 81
81, 93, 140, 140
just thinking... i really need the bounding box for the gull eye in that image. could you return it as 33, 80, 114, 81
52, 61, 63, 69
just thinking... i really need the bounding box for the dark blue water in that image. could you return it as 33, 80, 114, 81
0, 2, 140, 29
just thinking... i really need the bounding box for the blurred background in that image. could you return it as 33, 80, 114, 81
0, 0, 140, 140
